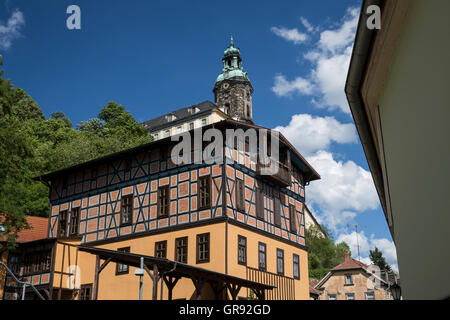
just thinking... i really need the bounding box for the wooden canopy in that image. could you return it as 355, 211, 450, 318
78, 245, 274, 300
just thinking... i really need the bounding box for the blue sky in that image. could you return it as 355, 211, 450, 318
0, 0, 397, 270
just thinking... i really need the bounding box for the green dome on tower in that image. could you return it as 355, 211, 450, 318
215, 36, 249, 83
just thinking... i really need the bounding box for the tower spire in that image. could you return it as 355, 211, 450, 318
213, 37, 254, 124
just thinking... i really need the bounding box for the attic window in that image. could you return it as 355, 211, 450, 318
188, 106, 200, 115
165, 114, 176, 122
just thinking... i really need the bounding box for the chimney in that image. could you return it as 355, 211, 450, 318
344, 252, 350, 261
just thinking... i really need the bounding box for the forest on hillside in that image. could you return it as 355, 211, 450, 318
0, 57, 152, 248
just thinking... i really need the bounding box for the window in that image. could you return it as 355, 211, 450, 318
69, 208, 80, 235
116, 247, 130, 275
59, 211, 68, 237
177, 126, 182, 134
189, 122, 194, 130
258, 242, 266, 271
198, 176, 211, 209
32, 254, 40, 273
235, 179, 245, 212
41, 251, 51, 272
158, 186, 170, 217
237, 235, 247, 265
79, 284, 93, 300
276, 249, 284, 275
154, 133, 158, 140
246, 105, 250, 118
165, 129, 170, 137
155, 241, 167, 258
366, 292, 375, 300
202, 118, 207, 126
345, 274, 353, 285
346, 293, 355, 300
274, 198, 281, 227
175, 237, 188, 263
289, 204, 297, 233
256, 186, 264, 220
196, 233, 210, 263
293, 254, 300, 279
328, 294, 336, 300
120, 195, 133, 225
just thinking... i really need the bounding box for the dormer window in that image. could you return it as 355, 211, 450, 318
188, 106, 200, 115
165, 114, 176, 122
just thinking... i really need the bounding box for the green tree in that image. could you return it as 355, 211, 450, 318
0, 59, 32, 249
369, 247, 392, 272
0, 56, 153, 249
306, 225, 351, 280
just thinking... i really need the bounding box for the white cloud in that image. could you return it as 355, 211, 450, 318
270, 26, 308, 44
273, 114, 357, 156
336, 231, 398, 272
306, 151, 379, 227
300, 17, 315, 33
272, 74, 313, 97
272, 7, 359, 114
0, 9, 25, 50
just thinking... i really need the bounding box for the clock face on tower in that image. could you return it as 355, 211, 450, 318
222, 82, 229, 89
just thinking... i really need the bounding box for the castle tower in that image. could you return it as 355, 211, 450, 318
213, 36, 254, 124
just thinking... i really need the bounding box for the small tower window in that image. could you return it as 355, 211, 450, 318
246, 105, 250, 118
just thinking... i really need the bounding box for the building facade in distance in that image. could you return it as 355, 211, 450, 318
314, 252, 392, 300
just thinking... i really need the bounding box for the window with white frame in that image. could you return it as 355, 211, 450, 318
366, 292, 375, 300
346, 293, 355, 300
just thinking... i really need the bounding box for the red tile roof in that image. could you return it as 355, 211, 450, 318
309, 281, 321, 295
332, 252, 369, 271
16, 216, 48, 243
1, 215, 48, 244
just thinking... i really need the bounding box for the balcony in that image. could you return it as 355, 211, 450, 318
256, 158, 291, 187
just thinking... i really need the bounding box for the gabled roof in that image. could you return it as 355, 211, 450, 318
314, 252, 390, 289
35, 118, 320, 183
332, 256, 369, 271
141, 100, 219, 132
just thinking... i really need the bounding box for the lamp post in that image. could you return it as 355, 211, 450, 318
134, 256, 145, 300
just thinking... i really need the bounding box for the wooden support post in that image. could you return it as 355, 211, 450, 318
92, 256, 111, 300
254, 288, 265, 301
226, 283, 241, 300
152, 264, 159, 300
162, 275, 181, 301
93, 255, 100, 300
210, 281, 227, 300
191, 277, 205, 300
143, 264, 160, 300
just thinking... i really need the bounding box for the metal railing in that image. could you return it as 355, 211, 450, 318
0, 261, 45, 300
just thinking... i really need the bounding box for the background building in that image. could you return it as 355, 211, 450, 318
314, 252, 392, 300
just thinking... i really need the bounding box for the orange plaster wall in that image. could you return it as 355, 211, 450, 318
226, 223, 309, 300
91, 223, 226, 300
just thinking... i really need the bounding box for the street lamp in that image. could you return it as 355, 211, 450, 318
390, 283, 401, 300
